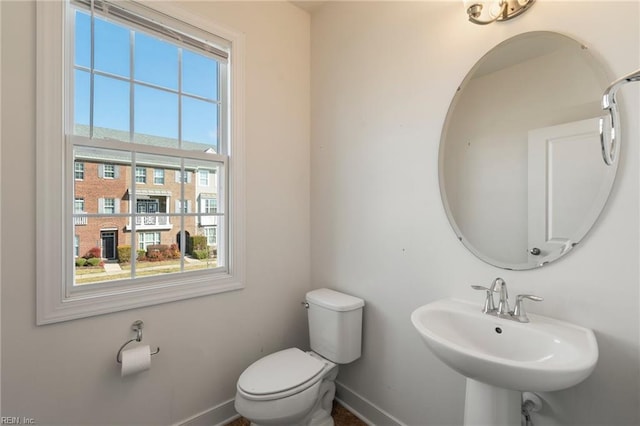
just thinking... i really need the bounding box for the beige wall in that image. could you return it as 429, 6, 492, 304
1, 1, 310, 424
311, 2, 639, 425
3, 0, 640, 425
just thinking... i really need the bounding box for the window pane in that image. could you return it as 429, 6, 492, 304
134, 85, 178, 147
94, 17, 130, 78
94, 75, 130, 137
182, 49, 218, 99
182, 96, 218, 152
134, 33, 178, 90
74, 10, 91, 68
74, 70, 91, 136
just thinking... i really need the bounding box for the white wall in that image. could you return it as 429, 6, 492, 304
311, 2, 639, 425
1, 1, 310, 424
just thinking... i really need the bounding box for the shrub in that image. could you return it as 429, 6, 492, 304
136, 250, 146, 261
75, 257, 87, 267
192, 248, 209, 260
83, 246, 101, 259
86, 257, 101, 267
117, 245, 131, 263
189, 236, 207, 254
146, 244, 168, 256
146, 244, 169, 262
168, 243, 181, 259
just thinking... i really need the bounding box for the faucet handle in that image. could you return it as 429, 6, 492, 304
471, 285, 496, 313
512, 294, 544, 323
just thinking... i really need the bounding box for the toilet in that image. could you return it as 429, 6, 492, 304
234, 288, 365, 426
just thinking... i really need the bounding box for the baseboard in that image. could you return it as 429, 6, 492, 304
175, 398, 238, 426
175, 382, 405, 426
335, 381, 406, 426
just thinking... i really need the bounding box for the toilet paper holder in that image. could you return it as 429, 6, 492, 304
116, 320, 160, 364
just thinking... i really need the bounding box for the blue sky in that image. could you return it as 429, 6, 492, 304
74, 10, 219, 150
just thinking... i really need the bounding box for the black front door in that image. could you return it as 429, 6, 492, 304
101, 231, 117, 260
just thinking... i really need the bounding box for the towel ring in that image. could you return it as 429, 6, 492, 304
600, 68, 640, 165
116, 320, 160, 364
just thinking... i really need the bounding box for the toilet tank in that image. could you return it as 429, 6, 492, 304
306, 288, 365, 364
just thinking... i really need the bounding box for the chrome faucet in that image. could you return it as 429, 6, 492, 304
471, 278, 543, 323
492, 277, 510, 316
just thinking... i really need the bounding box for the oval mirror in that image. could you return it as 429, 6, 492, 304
439, 31, 617, 270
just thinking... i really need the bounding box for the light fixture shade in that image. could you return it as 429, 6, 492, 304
464, 0, 534, 25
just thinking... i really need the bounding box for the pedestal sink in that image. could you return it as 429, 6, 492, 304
411, 299, 598, 425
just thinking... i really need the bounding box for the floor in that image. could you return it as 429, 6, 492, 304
226, 401, 367, 426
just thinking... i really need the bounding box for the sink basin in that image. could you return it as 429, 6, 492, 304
411, 298, 598, 392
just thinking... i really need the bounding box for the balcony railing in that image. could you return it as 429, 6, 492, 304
73, 215, 88, 226
126, 215, 173, 231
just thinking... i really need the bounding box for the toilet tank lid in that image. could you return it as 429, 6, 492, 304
306, 288, 365, 312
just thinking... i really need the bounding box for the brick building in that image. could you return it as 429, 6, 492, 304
73, 129, 219, 261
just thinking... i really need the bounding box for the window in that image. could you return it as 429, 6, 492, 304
175, 170, 191, 183
36, 0, 245, 324
74, 197, 85, 213
99, 198, 117, 214
102, 164, 115, 179
135, 167, 146, 184
75, 162, 85, 180
153, 169, 164, 185
203, 226, 217, 246
138, 232, 161, 251
176, 200, 191, 213
74, 235, 80, 257
199, 170, 209, 186
203, 198, 217, 214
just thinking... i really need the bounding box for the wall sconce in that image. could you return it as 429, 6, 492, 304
464, 0, 534, 25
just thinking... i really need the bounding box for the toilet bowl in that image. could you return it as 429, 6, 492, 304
234, 289, 365, 426
235, 349, 338, 426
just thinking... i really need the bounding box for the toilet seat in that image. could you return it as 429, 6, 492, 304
237, 348, 326, 401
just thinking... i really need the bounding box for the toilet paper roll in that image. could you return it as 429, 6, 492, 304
120, 345, 151, 377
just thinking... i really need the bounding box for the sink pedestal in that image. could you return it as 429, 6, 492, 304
463, 379, 520, 426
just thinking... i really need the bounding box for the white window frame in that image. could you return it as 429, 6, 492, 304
203, 197, 217, 214
36, 0, 245, 325
102, 163, 115, 179
203, 226, 217, 246
74, 161, 84, 180
153, 168, 164, 185
198, 169, 209, 186
135, 167, 147, 184
138, 232, 161, 251
74, 197, 85, 213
